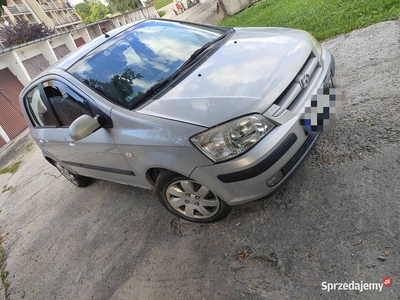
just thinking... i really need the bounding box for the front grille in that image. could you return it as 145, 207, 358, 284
272, 52, 320, 116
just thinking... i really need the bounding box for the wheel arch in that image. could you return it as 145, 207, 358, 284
146, 167, 184, 188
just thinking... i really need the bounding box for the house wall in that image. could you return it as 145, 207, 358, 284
24, 0, 54, 29
0, 67, 27, 148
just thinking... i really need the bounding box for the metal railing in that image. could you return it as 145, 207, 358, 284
17, 4, 30, 13
71, 15, 81, 22
41, 2, 70, 11
6, 5, 21, 15
57, 15, 80, 24
51, 18, 60, 25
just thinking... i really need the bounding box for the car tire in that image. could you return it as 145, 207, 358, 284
155, 171, 231, 223
54, 162, 92, 187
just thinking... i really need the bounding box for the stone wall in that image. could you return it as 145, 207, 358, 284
222, 0, 252, 16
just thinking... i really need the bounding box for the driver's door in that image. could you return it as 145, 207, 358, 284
24, 78, 138, 185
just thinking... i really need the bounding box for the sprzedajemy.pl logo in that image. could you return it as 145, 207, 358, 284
321, 276, 392, 293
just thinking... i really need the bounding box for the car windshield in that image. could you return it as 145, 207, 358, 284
68, 20, 227, 108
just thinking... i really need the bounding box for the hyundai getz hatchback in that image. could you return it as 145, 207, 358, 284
20, 19, 337, 223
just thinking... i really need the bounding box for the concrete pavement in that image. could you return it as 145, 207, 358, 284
158, 0, 224, 25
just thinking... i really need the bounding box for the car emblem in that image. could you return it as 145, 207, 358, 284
299, 74, 310, 89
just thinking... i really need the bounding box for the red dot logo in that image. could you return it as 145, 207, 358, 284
382, 276, 392, 287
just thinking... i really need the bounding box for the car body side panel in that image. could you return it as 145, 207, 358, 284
110, 106, 213, 180
37, 127, 141, 185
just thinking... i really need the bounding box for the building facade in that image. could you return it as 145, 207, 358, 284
1, 0, 82, 34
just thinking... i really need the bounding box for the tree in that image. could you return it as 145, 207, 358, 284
106, 0, 141, 14
75, 0, 110, 24
84, 67, 143, 103
75, 2, 91, 24
2, 19, 55, 48
90, 1, 110, 22
1, 0, 7, 16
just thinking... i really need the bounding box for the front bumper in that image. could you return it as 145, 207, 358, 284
190, 116, 321, 205
190, 48, 336, 205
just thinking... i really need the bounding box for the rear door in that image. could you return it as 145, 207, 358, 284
23, 77, 139, 185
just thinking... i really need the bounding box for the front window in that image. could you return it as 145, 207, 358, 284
68, 20, 227, 108
42, 81, 92, 126
25, 86, 56, 127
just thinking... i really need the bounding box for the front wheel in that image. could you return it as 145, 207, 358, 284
156, 171, 231, 223
54, 161, 92, 187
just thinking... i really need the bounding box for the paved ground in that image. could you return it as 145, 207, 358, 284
0, 13, 399, 300
159, 0, 224, 24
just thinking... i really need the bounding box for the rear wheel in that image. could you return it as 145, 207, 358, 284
156, 171, 231, 223
54, 161, 92, 187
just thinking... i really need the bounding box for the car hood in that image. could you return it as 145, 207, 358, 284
138, 27, 314, 127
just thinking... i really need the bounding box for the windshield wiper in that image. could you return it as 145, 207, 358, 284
138, 39, 217, 99
131, 74, 174, 106
173, 31, 231, 78
189, 41, 214, 60
146, 75, 174, 96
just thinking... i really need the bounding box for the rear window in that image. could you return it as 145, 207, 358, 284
67, 20, 224, 108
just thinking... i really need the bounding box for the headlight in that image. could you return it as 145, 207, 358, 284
191, 114, 275, 163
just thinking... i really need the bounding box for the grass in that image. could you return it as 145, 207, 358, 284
0, 161, 22, 175
1, 185, 13, 193
25, 140, 35, 152
149, 0, 173, 10
158, 10, 166, 17
219, 0, 400, 40
0, 237, 10, 296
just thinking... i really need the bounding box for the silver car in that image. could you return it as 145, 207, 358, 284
20, 19, 337, 223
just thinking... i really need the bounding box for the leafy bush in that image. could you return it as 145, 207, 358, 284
2, 19, 55, 48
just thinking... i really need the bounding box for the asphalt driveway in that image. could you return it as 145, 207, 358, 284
0, 20, 399, 300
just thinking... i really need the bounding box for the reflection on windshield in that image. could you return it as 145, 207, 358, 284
68, 20, 224, 108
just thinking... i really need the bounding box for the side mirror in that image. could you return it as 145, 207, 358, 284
69, 115, 101, 141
